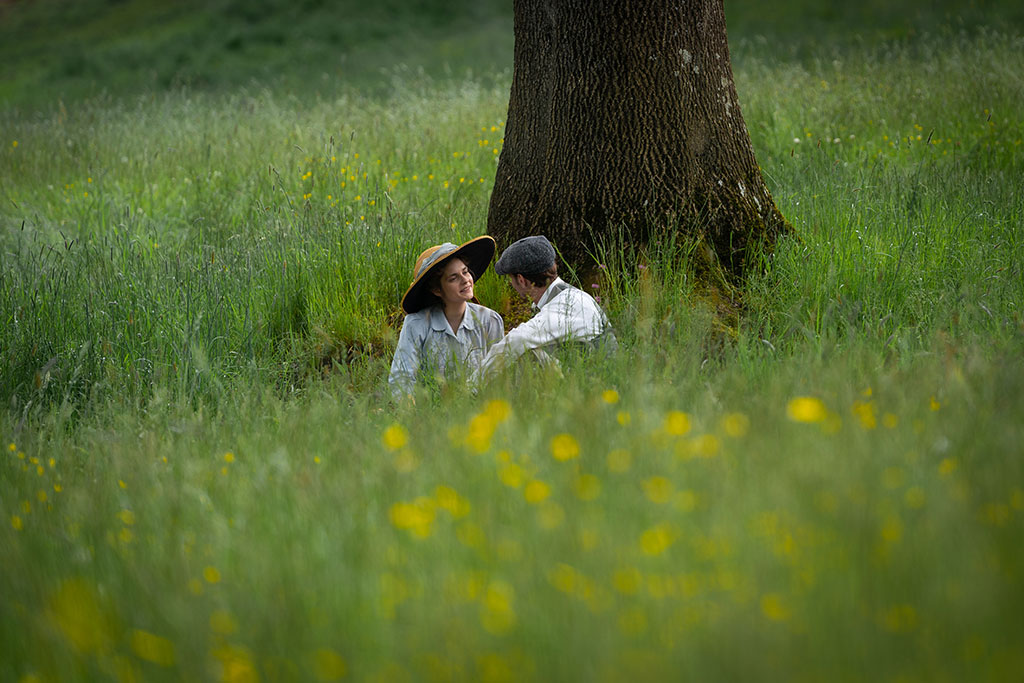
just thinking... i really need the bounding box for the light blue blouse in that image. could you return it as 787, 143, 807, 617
388, 302, 504, 397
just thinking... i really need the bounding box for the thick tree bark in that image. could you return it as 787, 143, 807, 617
488, 0, 789, 278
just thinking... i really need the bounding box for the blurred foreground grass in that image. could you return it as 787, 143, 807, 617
2, 3, 1024, 681
3, 342, 1023, 680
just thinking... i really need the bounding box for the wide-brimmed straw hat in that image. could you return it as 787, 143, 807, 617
400, 235, 496, 314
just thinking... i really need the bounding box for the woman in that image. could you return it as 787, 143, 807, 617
388, 236, 504, 398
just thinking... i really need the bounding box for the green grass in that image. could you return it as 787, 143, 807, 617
2, 2, 1024, 681
0, 0, 514, 107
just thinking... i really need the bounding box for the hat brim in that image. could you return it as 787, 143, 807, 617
400, 235, 497, 314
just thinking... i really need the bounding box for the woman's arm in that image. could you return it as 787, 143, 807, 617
388, 316, 422, 398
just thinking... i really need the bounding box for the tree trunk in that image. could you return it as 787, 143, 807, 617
487, 0, 789, 279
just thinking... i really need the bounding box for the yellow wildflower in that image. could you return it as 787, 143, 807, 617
643, 476, 673, 504
465, 413, 497, 453
881, 515, 903, 543
393, 450, 417, 473
613, 567, 643, 595
549, 563, 577, 594
211, 644, 259, 683
880, 604, 918, 633
48, 579, 116, 654
484, 399, 511, 422
130, 629, 176, 667
480, 580, 516, 634
664, 411, 691, 436
537, 502, 565, 529
389, 498, 436, 538
550, 433, 580, 461
499, 462, 524, 488
311, 648, 348, 681
983, 503, 1010, 526
852, 400, 877, 429
456, 522, 486, 548
721, 412, 749, 437
691, 433, 721, 458
760, 593, 791, 621
435, 485, 471, 518
617, 607, 648, 636
674, 490, 699, 512
640, 523, 677, 556
882, 467, 905, 489
210, 609, 238, 635
523, 480, 551, 504
904, 487, 926, 509
579, 528, 600, 551
786, 396, 827, 423
607, 449, 631, 472
382, 424, 409, 451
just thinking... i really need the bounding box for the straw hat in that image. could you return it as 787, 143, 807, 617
400, 235, 496, 314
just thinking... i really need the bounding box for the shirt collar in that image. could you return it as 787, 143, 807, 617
428, 304, 476, 334
534, 277, 569, 310
428, 305, 448, 332
461, 304, 479, 330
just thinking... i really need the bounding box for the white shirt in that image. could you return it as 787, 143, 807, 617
473, 278, 616, 382
388, 302, 504, 397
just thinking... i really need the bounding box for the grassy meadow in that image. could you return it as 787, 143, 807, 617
2, 1, 1024, 681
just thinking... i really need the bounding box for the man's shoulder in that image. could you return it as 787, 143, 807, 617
549, 282, 600, 308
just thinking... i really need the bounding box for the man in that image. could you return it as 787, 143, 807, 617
473, 235, 617, 383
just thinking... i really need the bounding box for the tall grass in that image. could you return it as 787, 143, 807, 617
1, 78, 511, 413
2, 23, 1023, 683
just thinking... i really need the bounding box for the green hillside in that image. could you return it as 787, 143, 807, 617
2, 0, 1022, 109
0, 0, 514, 107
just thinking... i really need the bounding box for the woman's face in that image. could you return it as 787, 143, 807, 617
432, 257, 474, 306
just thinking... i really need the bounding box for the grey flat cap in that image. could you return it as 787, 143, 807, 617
494, 235, 556, 275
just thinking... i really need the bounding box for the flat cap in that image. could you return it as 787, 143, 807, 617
494, 235, 556, 275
